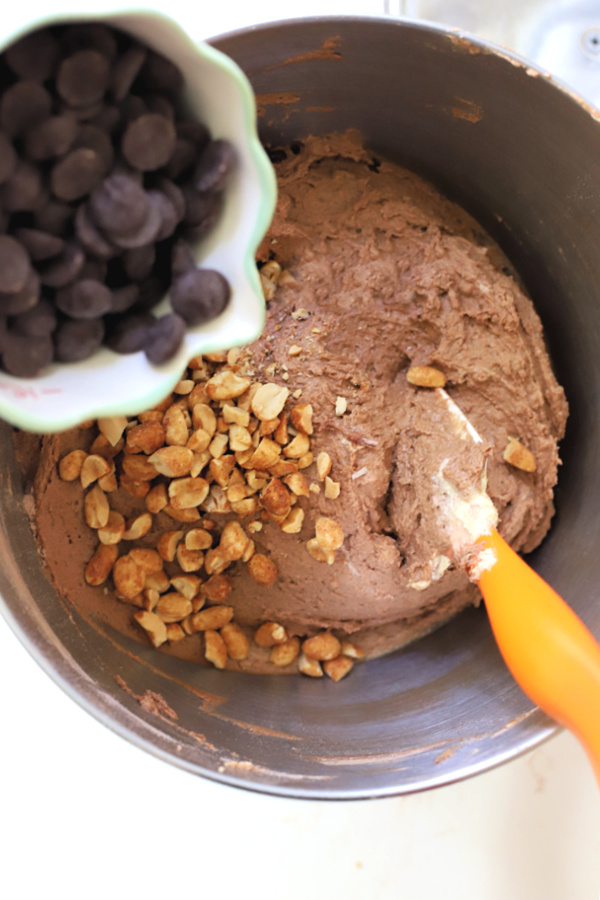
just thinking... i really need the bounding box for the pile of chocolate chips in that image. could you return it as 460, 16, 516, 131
0, 22, 235, 377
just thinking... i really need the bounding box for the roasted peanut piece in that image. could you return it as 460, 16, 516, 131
176, 544, 204, 573
341, 641, 365, 660
80, 454, 111, 489
191, 605, 234, 631
324, 476, 341, 499
84, 543, 118, 586
306, 537, 335, 565
145, 483, 168, 514
247, 553, 278, 587
260, 478, 292, 518
335, 396, 347, 416
200, 574, 233, 605
134, 610, 168, 648
280, 507, 305, 534
323, 656, 354, 681
122, 453, 159, 481
113, 554, 146, 600
249, 437, 281, 470
84, 484, 110, 529
170, 574, 202, 600
283, 432, 310, 459
302, 632, 341, 661
166, 623, 186, 643
126, 421, 165, 455
406, 365, 446, 388
219, 520, 251, 561
129, 547, 163, 574
148, 446, 194, 478
206, 370, 251, 400
163, 404, 189, 446
156, 592, 193, 623
168, 476, 209, 509
185, 528, 213, 551
59, 449, 88, 482
290, 403, 313, 435
270, 636, 301, 667
97, 415, 128, 447
97, 509, 126, 545
254, 621, 288, 647
204, 629, 228, 669
283, 472, 309, 497
316, 451, 332, 481
315, 517, 344, 551
221, 622, 250, 661
122, 512, 153, 541
251, 383, 289, 421
298, 653, 323, 678
157, 530, 183, 562
503, 439, 537, 473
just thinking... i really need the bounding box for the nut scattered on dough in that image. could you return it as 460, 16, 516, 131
503, 438, 537, 473
406, 365, 447, 388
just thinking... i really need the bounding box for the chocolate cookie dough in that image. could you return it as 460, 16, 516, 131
17, 132, 568, 676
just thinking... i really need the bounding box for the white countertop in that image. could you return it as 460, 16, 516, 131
2, 2, 600, 897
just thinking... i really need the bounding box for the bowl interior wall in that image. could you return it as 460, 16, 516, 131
2, 18, 599, 798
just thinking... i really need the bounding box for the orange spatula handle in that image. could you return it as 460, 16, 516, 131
477, 529, 600, 785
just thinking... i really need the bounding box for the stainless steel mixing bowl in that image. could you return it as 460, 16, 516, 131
1, 16, 598, 799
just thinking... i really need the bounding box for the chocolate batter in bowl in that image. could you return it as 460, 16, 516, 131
1, 17, 599, 798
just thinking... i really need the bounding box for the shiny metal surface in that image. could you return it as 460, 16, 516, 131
2, 16, 600, 798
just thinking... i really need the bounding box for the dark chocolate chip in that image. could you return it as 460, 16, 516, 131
121, 113, 176, 172
88, 103, 120, 135
61, 24, 118, 60
54, 316, 104, 363
71, 124, 114, 176
33, 199, 74, 236
119, 94, 146, 124
147, 189, 178, 241
12, 297, 57, 337
176, 118, 210, 150
2, 333, 53, 377
155, 177, 185, 220
171, 238, 195, 278
138, 51, 183, 93
56, 278, 113, 318
0, 81, 52, 138
1, 160, 43, 212
182, 184, 222, 231
23, 113, 78, 161
123, 244, 155, 281
63, 98, 106, 122
0, 268, 40, 314
109, 198, 162, 249
39, 241, 85, 288
134, 274, 167, 312
144, 94, 175, 121
106, 312, 154, 353
50, 147, 105, 201
193, 140, 236, 193
110, 284, 139, 313
5, 29, 60, 81
110, 44, 148, 102
56, 50, 110, 108
170, 267, 231, 326
89, 173, 149, 236
0, 132, 17, 185
144, 312, 185, 364
164, 137, 196, 182
79, 257, 107, 283
0, 234, 31, 293
14, 227, 65, 261
74, 203, 118, 259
